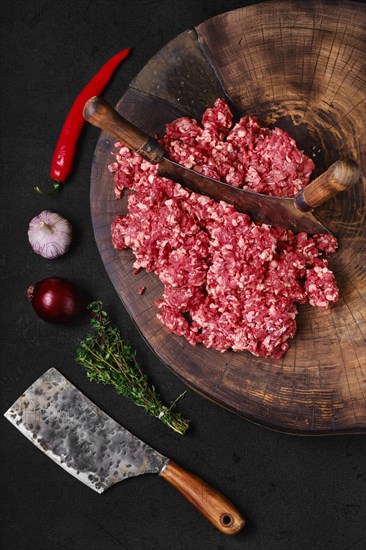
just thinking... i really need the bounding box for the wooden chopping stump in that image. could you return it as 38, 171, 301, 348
90, 1, 366, 435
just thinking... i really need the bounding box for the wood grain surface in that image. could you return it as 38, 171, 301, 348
159, 460, 246, 535
90, 1, 366, 434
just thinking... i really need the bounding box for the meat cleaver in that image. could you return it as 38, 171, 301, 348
4, 368, 245, 535
83, 96, 360, 235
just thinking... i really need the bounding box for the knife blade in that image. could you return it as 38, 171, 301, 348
83, 96, 360, 234
4, 368, 245, 535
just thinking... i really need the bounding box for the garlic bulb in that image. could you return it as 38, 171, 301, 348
28, 210, 72, 259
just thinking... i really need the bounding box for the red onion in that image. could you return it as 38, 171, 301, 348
26, 277, 86, 323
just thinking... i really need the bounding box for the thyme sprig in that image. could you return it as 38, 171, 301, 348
76, 301, 190, 435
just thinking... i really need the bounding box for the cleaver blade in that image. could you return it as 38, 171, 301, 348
4, 368, 245, 535
83, 96, 360, 235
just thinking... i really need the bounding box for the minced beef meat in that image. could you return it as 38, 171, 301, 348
109, 99, 339, 359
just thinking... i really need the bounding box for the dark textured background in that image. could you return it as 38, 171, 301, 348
1, 1, 365, 549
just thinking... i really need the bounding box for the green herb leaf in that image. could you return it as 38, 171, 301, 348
75, 301, 190, 435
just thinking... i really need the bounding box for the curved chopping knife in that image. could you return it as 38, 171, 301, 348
83, 96, 360, 235
4, 368, 245, 536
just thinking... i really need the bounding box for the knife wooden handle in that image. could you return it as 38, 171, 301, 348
83, 96, 165, 164
159, 460, 245, 535
295, 159, 360, 212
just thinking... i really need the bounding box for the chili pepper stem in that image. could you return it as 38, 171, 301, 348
35, 182, 62, 195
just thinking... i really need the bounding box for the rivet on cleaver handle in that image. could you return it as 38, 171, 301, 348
4, 368, 245, 535
83, 96, 360, 234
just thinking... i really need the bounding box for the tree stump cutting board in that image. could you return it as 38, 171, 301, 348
90, 1, 366, 435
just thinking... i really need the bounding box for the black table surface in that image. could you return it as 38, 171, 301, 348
1, 1, 365, 549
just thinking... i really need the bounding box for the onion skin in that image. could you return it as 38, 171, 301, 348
26, 277, 86, 323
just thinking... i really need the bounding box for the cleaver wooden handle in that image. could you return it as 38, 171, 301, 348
295, 159, 360, 212
83, 96, 165, 164
159, 460, 245, 535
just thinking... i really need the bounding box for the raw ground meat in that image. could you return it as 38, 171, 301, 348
109, 99, 339, 359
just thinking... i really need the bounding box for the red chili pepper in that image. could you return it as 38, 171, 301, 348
36, 48, 131, 194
